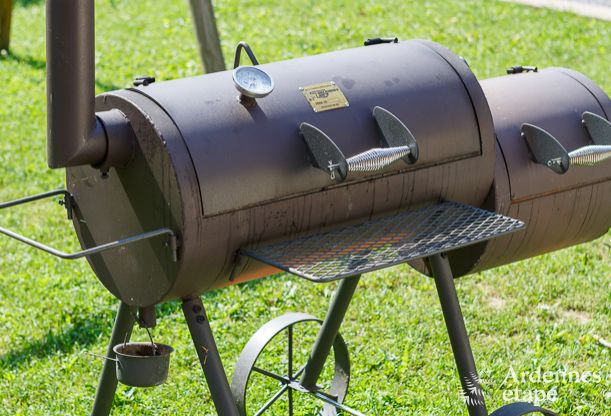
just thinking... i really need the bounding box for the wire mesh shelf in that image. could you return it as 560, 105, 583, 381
240, 201, 524, 282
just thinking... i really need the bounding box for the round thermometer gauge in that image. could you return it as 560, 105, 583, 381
232, 66, 274, 98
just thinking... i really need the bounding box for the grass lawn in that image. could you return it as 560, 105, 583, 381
0, 0, 609, 414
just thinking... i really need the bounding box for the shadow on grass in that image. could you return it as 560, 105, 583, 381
1, 53, 122, 91
0, 312, 110, 370
0, 300, 184, 370
0, 276, 287, 370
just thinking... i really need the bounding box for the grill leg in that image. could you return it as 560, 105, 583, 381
429, 253, 488, 416
182, 296, 239, 416
300, 274, 361, 390
91, 302, 137, 416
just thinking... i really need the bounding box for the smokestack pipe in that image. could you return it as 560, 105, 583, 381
46, 0, 133, 170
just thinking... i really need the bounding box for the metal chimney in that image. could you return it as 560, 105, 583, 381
46, 0, 133, 170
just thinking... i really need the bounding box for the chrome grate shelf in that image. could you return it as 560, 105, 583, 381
240, 201, 524, 282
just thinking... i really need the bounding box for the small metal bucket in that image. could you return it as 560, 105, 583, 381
112, 342, 174, 387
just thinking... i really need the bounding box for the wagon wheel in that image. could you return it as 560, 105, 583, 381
230, 312, 351, 416
489, 402, 558, 416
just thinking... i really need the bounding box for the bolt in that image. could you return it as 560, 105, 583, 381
192, 305, 202, 314
196, 315, 205, 324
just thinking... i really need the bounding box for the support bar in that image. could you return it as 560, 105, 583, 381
182, 296, 239, 416
91, 302, 137, 416
429, 253, 488, 416
300, 274, 361, 390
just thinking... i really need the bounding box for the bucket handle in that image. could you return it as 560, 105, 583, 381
0, 189, 179, 262
87, 351, 119, 364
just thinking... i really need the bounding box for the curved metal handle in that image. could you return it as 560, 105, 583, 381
567, 145, 611, 167
87, 352, 119, 363
300, 106, 419, 182
0, 190, 178, 262
340, 146, 412, 173
233, 41, 260, 68
0, 189, 73, 216
522, 123, 611, 174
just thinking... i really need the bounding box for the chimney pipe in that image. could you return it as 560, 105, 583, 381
46, 0, 133, 170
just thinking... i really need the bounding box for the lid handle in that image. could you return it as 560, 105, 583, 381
300, 107, 418, 182
522, 122, 611, 174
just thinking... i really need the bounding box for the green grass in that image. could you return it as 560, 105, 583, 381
0, 0, 609, 414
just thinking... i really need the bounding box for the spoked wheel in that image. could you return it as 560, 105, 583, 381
230, 312, 353, 416
489, 402, 558, 416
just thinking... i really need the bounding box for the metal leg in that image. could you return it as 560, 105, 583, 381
300, 274, 360, 390
91, 302, 137, 416
182, 296, 240, 416
429, 253, 488, 416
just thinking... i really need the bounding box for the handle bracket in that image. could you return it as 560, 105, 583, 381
0, 190, 179, 262
582, 111, 611, 145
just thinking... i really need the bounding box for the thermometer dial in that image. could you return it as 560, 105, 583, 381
232, 66, 274, 98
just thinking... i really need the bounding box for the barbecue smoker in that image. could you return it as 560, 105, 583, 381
1, 1, 610, 415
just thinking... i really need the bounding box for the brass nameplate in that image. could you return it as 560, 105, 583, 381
300, 82, 349, 113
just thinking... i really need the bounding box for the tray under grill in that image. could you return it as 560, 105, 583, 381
240, 201, 524, 282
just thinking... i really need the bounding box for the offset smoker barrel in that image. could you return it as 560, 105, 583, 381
64, 40, 610, 308
1, 6, 609, 412
0, 7, 611, 416
68, 40, 496, 306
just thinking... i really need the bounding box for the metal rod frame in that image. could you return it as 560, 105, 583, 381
182, 296, 240, 416
0, 225, 178, 261
91, 302, 137, 416
0, 189, 178, 261
0, 189, 70, 210
87, 258, 494, 416
300, 274, 361, 389
429, 253, 488, 416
